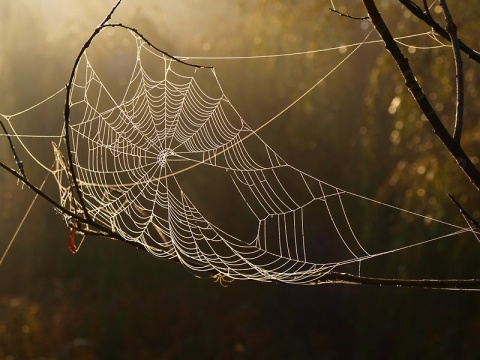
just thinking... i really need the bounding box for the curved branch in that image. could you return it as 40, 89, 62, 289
328, 8, 369, 21
103, 23, 213, 69
63, 1, 212, 226
63, 0, 124, 224
439, 0, 464, 142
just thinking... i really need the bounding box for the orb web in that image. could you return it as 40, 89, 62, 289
43, 27, 472, 284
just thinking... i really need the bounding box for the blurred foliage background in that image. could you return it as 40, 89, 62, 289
1, 0, 479, 358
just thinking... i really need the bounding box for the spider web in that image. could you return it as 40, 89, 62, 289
1, 26, 477, 284
52, 27, 476, 283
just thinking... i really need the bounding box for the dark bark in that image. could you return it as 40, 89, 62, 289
439, 0, 464, 142
398, 0, 480, 63
315, 272, 480, 290
362, 0, 480, 190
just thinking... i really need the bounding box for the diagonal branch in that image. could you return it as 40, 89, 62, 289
0, 118, 27, 180
362, 0, 480, 190
0, 161, 81, 225
448, 194, 480, 230
421, 0, 433, 20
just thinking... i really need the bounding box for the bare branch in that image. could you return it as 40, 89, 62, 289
329, 8, 369, 21
0, 119, 27, 180
103, 23, 213, 69
0, 161, 77, 222
314, 272, 480, 290
421, 0, 433, 19
63, 1, 126, 224
439, 0, 464, 142
448, 194, 480, 230
362, 0, 480, 190
63, 1, 213, 227
397, 0, 480, 64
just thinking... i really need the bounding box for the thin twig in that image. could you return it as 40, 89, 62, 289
329, 8, 369, 20
421, 0, 433, 20
448, 194, 480, 230
0, 119, 27, 180
439, 0, 464, 142
314, 272, 480, 290
103, 24, 213, 69
0, 161, 79, 222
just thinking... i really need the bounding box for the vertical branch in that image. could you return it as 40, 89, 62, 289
439, 0, 464, 142
361, 0, 480, 190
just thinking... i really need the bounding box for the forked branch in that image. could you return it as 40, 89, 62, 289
398, 0, 480, 64
362, 0, 480, 190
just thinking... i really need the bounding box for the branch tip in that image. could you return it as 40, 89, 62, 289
329, 8, 369, 21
